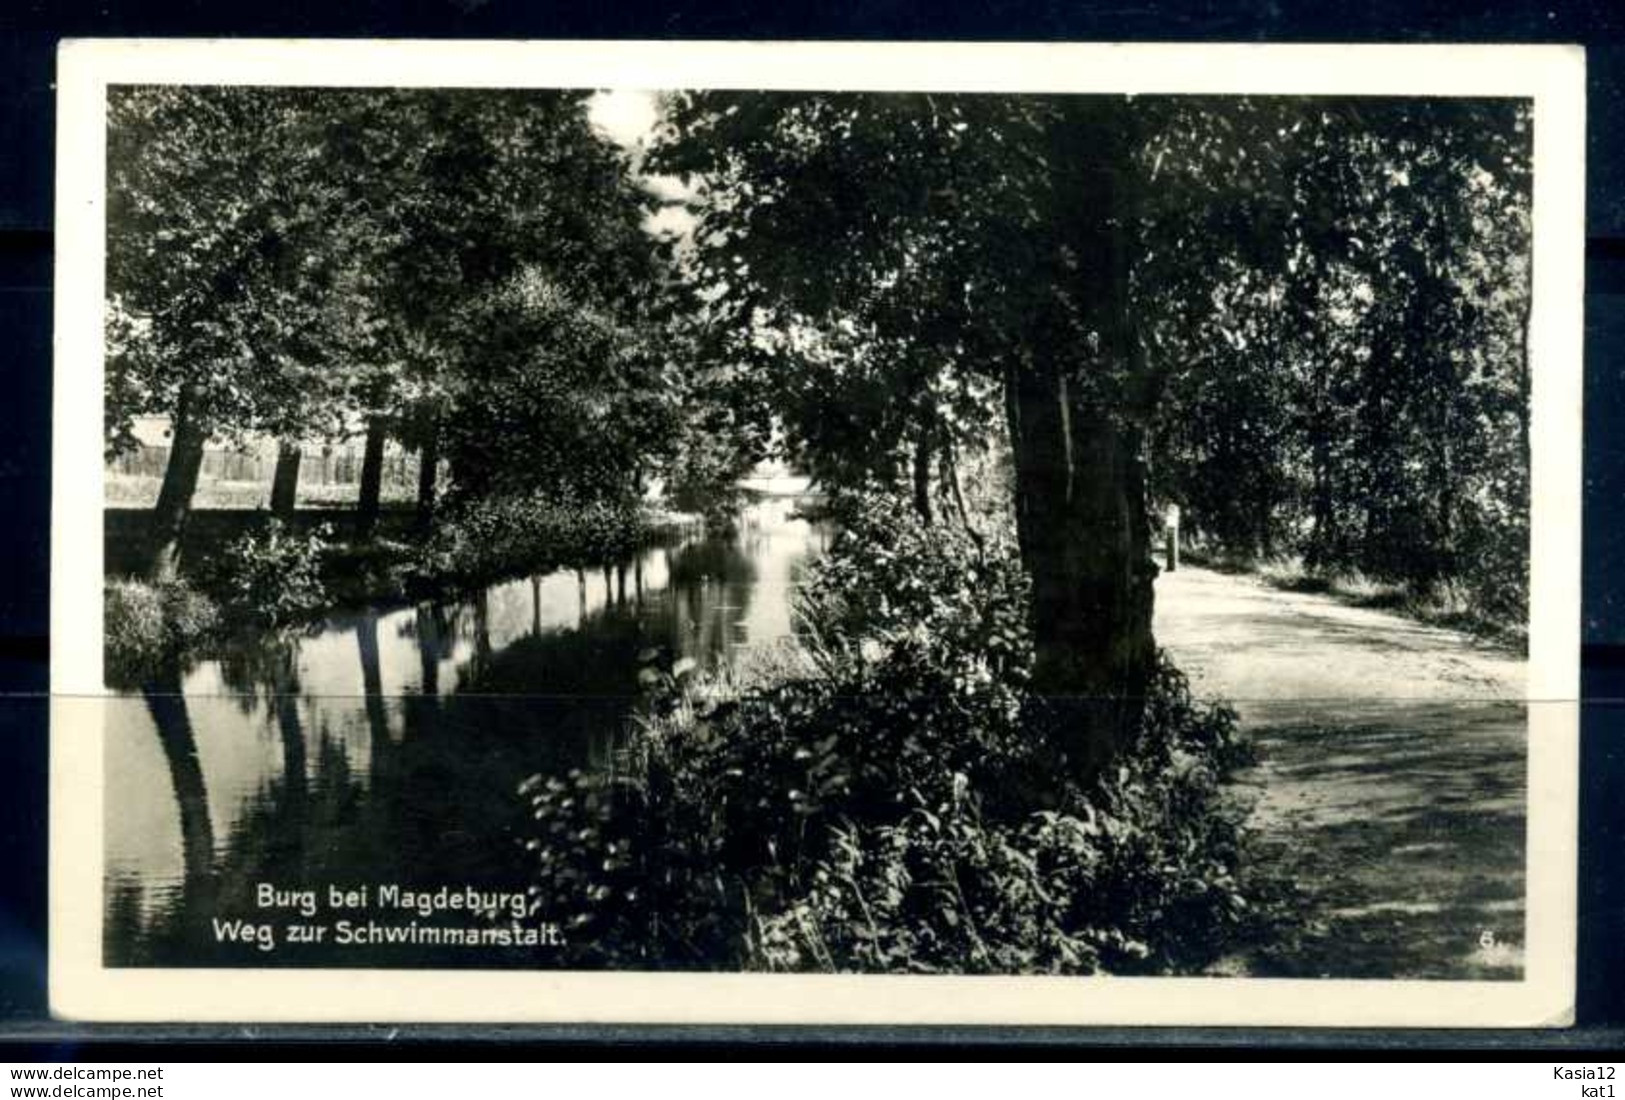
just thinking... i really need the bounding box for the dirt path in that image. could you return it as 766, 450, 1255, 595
1152, 565, 1528, 980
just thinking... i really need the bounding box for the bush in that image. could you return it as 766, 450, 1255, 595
1455, 492, 1529, 638
322, 538, 414, 605
519, 491, 1256, 974
104, 577, 221, 685
747, 655, 1248, 975
410, 492, 651, 589
199, 519, 331, 627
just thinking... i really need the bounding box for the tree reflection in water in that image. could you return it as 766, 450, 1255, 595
103, 500, 825, 967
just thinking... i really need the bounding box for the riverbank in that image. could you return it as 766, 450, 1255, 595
102, 495, 832, 967
103, 499, 700, 687
103, 491, 1285, 976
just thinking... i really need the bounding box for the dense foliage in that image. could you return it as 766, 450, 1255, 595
105, 87, 384, 456
521, 495, 1252, 973
437, 269, 677, 506
102, 86, 1532, 976
653, 93, 1535, 680
408, 493, 653, 589
1143, 100, 1532, 626
105, 85, 696, 581
106, 521, 331, 683
198, 519, 332, 627
108, 86, 1531, 651
104, 578, 222, 687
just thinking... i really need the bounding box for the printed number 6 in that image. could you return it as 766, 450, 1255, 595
1479, 929, 1496, 949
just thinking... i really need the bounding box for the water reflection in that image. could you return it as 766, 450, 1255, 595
104, 494, 827, 967
143, 679, 214, 889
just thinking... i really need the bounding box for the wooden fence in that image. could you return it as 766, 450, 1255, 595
109, 442, 422, 490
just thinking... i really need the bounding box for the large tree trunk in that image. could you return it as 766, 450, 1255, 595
1006, 363, 1157, 781
1003, 101, 1157, 782
356, 416, 387, 539
270, 442, 302, 519
414, 418, 439, 535
147, 386, 208, 582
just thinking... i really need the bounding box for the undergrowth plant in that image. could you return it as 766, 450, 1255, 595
520, 492, 1261, 975
104, 577, 222, 687
200, 518, 332, 628
410, 492, 652, 591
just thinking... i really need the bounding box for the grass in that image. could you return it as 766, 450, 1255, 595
105, 472, 417, 510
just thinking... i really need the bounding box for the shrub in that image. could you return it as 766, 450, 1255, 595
411, 492, 651, 590
322, 538, 413, 605
520, 491, 1257, 974
748, 655, 1248, 975
1455, 493, 1529, 639
104, 577, 221, 685
199, 519, 330, 628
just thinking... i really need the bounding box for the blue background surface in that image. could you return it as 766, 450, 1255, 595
0, 2, 1620, 1050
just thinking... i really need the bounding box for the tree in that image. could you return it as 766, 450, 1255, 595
653, 90, 1535, 775
337, 89, 670, 522
653, 94, 1163, 773
108, 86, 673, 558
438, 266, 679, 506
1143, 99, 1532, 618
652, 95, 1006, 527
269, 442, 303, 518
107, 86, 390, 576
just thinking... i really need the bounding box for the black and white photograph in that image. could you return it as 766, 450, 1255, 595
48, 41, 1583, 1025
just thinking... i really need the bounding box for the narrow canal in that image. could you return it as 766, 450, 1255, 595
103, 491, 827, 967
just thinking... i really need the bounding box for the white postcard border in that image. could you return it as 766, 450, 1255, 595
50, 38, 1585, 1026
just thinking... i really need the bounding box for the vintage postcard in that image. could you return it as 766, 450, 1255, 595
50, 39, 1583, 1025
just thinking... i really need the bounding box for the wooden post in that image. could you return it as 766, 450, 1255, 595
1164, 504, 1180, 573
